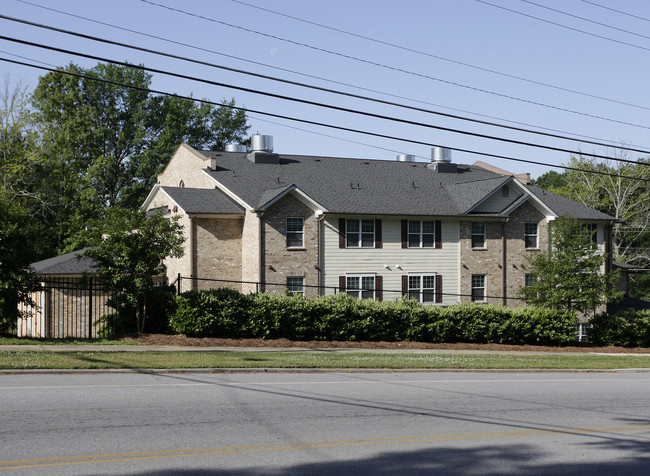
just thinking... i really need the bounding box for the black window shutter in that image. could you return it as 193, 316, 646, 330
401, 220, 408, 248
401, 275, 408, 296
375, 219, 382, 248
375, 275, 383, 301
339, 275, 346, 293
435, 220, 442, 249
435, 274, 443, 303
339, 218, 346, 248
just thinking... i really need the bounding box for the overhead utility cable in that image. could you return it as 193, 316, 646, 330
4, 18, 650, 155
476, 0, 650, 53
4, 34, 649, 167
12, 2, 643, 149
230, 0, 649, 113
580, 0, 650, 23
520, 0, 650, 41
2, 55, 648, 183
137, 0, 650, 130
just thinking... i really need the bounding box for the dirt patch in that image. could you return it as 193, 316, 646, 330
119, 334, 650, 354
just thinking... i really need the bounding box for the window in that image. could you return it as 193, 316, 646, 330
576, 323, 592, 342
583, 223, 597, 247
408, 274, 437, 303
286, 276, 304, 296
471, 222, 486, 248
525, 274, 537, 287
471, 274, 486, 302
524, 222, 538, 249
408, 220, 435, 248
286, 217, 304, 248
346, 275, 375, 300
346, 219, 375, 248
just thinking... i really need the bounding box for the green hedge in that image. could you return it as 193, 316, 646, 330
169, 290, 577, 345
589, 309, 650, 347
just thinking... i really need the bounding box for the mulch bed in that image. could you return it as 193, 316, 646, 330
119, 334, 650, 354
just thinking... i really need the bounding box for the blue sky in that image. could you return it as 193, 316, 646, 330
2, 0, 650, 179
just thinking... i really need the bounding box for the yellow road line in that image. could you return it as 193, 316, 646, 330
2, 424, 649, 471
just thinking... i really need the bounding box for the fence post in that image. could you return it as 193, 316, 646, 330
177, 273, 181, 295
88, 278, 93, 339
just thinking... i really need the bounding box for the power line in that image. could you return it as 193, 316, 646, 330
476, 0, 650, 53
520, 0, 650, 42
137, 0, 650, 131
580, 1, 650, 24
13, 2, 649, 151
4, 33, 650, 167
3, 21, 650, 160
2, 55, 648, 183
230, 0, 650, 114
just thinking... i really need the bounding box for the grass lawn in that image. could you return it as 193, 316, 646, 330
2, 350, 650, 370
0, 337, 141, 346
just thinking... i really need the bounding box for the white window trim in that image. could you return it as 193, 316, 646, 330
286, 217, 304, 248
408, 273, 438, 304
286, 276, 305, 296
471, 274, 486, 303
524, 222, 538, 249
346, 219, 375, 248
408, 220, 436, 248
471, 222, 486, 249
346, 274, 376, 300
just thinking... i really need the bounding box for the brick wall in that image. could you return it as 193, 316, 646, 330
193, 217, 243, 282
262, 194, 319, 291
460, 202, 548, 307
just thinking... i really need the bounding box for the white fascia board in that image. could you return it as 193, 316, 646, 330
141, 183, 161, 210
201, 169, 252, 210
258, 186, 328, 215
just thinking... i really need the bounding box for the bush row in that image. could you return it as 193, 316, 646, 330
169, 289, 577, 345
589, 309, 650, 347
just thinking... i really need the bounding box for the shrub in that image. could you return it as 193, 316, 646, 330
589, 309, 650, 347
169, 288, 577, 345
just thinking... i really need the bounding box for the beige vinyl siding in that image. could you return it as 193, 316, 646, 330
322, 216, 460, 305
473, 189, 523, 213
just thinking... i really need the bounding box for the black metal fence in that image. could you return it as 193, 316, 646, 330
16, 277, 115, 339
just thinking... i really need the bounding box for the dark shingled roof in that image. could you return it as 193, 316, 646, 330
196, 151, 615, 220
161, 186, 245, 214
31, 250, 98, 275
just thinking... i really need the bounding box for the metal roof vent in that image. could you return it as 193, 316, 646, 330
250, 134, 273, 153
429, 147, 457, 173
225, 144, 246, 152
247, 134, 279, 164
432, 147, 452, 163
397, 154, 415, 162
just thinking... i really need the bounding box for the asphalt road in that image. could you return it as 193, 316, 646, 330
2, 371, 650, 475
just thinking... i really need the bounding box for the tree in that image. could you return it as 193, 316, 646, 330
519, 217, 622, 316
83, 208, 184, 333
0, 192, 39, 331
31, 62, 249, 250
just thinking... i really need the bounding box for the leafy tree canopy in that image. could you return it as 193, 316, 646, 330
83, 207, 184, 333
519, 217, 622, 316
31, 62, 249, 250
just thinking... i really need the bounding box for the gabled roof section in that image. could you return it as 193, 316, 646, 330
160, 186, 245, 214
525, 185, 614, 220
256, 184, 328, 214
449, 176, 512, 214
203, 152, 512, 216
31, 249, 98, 275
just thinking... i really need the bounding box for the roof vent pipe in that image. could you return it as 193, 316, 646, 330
397, 154, 415, 162
432, 147, 452, 163
225, 144, 247, 152
251, 134, 274, 153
